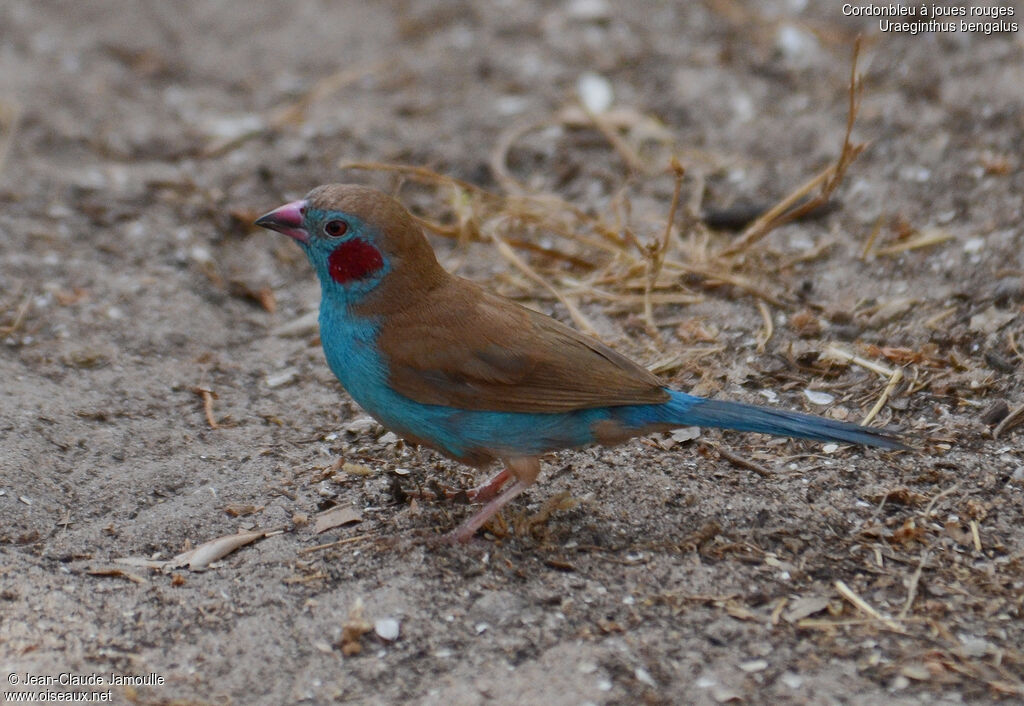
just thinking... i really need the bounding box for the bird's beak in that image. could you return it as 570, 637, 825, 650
254, 199, 309, 243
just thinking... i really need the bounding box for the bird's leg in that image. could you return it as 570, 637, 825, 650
447, 457, 540, 543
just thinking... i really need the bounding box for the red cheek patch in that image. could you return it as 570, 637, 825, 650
328, 239, 384, 284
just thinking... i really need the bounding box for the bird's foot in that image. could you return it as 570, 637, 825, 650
444, 479, 530, 543
404, 468, 513, 504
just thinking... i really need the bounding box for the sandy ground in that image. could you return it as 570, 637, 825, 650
1, 1, 1023, 704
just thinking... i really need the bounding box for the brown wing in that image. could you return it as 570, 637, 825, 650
372, 277, 669, 413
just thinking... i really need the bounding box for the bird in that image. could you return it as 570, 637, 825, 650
255, 184, 905, 543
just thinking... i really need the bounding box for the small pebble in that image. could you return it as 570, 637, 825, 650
265, 367, 299, 388
577, 72, 613, 113
804, 389, 835, 405
780, 672, 803, 689
374, 617, 400, 642
634, 667, 656, 687
345, 417, 378, 434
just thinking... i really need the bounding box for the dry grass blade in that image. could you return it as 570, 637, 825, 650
873, 228, 954, 257
192, 386, 220, 429
87, 567, 148, 584
969, 519, 981, 552
703, 442, 774, 478
492, 236, 598, 336
299, 533, 375, 555
898, 547, 931, 619
861, 213, 885, 259
1007, 330, 1024, 364
642, 160, 686, 331
834, 579, 903, 631
992, 402, 1024, 439
921, 482, 960, 519
861, 367, 903, 426
569, 287, 702, 307
490, 117, 546, 195
0, 292, 31, 336
582, 104, 648, 174
756, 300, 773, 353
717, 38, 866, 258
663, 260, 788, 307
824, 345, 895, 378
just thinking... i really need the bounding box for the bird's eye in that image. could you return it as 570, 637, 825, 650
324, 220, 348, 237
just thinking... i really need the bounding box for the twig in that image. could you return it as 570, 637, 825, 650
704, 442, 774, 478
193, 386, 220, 429
662, 260, 788, 307
922, 482, 960, 520
756, 300, 773, 353
0, 293, 31, 336
566, 286, 702, 307
642, 161, 685, 333
861, 367, 902, 425
298, 533, 375, 555
824, 345, 895, 379
899, 547, 931, 619
924, 307, 957, 330
873, 228, 954, 256
583, 105, 648, 174
834, 579, 902, 631
861, 213, 884, 259
1008, 331, 1024, 365
993, 403, 1024, 439
489, 118, 546, 195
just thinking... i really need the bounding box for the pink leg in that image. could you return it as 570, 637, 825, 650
447, 480, 530, 543
446, 457, 540, 543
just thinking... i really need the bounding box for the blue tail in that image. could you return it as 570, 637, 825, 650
639, 390, 906, 450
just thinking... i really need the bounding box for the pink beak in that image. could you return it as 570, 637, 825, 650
255, 199, 309, 243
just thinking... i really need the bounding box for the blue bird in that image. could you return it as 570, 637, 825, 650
256, 184, 904, 542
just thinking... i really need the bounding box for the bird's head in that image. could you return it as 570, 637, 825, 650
255, 184, 445, 308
